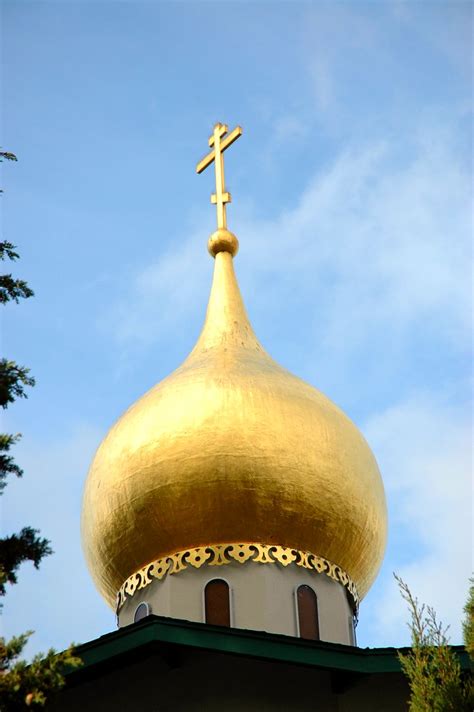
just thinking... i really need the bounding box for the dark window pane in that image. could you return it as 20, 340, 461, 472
297, 585, 319, 640
205, 579, 230, 627
134, 602, 150, 623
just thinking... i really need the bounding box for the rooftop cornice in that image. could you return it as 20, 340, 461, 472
70, 614, 470, 683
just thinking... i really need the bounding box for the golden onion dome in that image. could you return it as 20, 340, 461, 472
81, 227, 387, 608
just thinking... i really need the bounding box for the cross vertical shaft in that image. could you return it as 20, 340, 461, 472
213, 124, 227, 229
196, 123, 243, 232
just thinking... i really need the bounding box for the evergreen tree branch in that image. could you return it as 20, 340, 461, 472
0, 275, 34, 304
0, 152, 17, 162
0, 152, 18, 195
0, 149, 78, 709
463, 577, 474, 662
0, 361, 35, 409
0, 242, 20, 262
0, 528, 52, 597
0, 433, 23, 492
0, 633, 82, 710
395, 573, 473, 711
0, 242, 34, 303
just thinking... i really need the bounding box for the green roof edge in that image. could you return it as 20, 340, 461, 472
70, 615, 470, 679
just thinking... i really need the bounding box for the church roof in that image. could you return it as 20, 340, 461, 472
68, 614, 470, 683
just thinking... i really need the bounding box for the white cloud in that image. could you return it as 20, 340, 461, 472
358, 396, 472, 647
107, 232, 211, 347
310, 57, 334, 113
389, 2, 412, 23
271, 115, 310, 145
302, 4, 378, 117
106, 120, 471, 369
392, 2, 472, 77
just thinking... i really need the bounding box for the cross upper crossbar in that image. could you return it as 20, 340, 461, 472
196, 125, 242, 174
196, 123, 242, 230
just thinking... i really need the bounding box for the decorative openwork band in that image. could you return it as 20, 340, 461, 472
116, 543, 359, 613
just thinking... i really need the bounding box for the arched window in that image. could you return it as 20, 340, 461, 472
204, 579, 230, 627
349, 615, 357, 646
297, 585, 319, 640
134, 602, 150, 623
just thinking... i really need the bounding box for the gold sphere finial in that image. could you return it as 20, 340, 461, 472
208, 228, 239, 258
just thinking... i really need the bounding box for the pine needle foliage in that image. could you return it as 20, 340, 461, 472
0, 239, 35, 491
0, 151, 17, 163
0, 360, 35, 409
463, 577, 474, 661
0, 239, 34, 304
0, 529, 52, 596
0, 152, 47, 584
395, 574, 473, 712
0, 151, 82, 708
0, 274, 34, 305
0, 633, 82, 711
0, 434, 23, 491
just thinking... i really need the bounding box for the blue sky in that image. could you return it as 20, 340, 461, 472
1, 1, 472, 655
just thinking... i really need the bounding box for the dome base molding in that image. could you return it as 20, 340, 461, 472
116, 543, 359, 614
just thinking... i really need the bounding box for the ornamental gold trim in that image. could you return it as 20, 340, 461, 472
116, 543, 359, 613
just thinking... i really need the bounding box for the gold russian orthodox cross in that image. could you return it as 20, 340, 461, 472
196, 123, 242, 230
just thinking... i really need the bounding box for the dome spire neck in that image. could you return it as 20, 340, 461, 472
191, 250, 262, 354
196, 122, 242, 258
